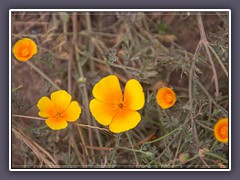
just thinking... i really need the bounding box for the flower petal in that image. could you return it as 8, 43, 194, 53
51, 90, 72, 113
62, 101, 81, 122
37, 96, 56, 118
89, 99, 119, 126
92, 75, 123, 104
109, 109, 141, 133
45, 117, 68, 130
28, 39, 37, 55
13, 38, 30, 52
123, 79, 145, 110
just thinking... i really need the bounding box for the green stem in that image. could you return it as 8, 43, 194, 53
144, 127, 180, 145
109, 134, 121, 167
210, 140, 218, 152
126, 132, 139, 166
12, 84, 23, 92
184, 155, 199, 164
205, 152, 228, 164
119, 146, 149, 155
26, 61, 61, 90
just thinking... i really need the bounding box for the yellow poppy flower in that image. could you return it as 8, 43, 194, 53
214, 118, 228, 143
89, 75, 145, 133
12, 38, 37, 62
156, 87, 177, 109
37, 90, 81, 130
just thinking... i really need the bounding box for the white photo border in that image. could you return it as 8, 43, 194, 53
9, 9, 231, 171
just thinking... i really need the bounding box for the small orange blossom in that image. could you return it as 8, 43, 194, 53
89, 75, 145, 133
156, 87, 177, 109
214, 118, 228, 143
37, 90, 81, 130
12, 38, 37, 62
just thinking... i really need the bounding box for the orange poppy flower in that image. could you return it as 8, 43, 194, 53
37, 90, 81, 130
156, 87, 177, 109
89, 75, 145, 133
214, 118, 228, 143
12, 38, 37, 62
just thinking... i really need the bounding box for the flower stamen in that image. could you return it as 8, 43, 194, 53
21, 48, 30, 57
118, 103, 123, 109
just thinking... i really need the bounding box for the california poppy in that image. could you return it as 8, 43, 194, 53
12, 38, 37, 62
156, 87, 177, 109
37, 90, 81, 130
89, 75, 145, 133
214, 118, 228, 143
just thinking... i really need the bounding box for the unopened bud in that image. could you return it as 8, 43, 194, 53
179, 153, 190, 164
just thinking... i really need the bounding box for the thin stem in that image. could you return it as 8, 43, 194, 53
210, 140, 218, 152
12, 84, 23, 92
12, 114, 45, 121
171, 133, 183, 168
86, 12, 95, 72
12, 114, 110, 133
109, 134, 121, 167
126, 132, 139, 167
197, 13, 219, 97
118, 146, 150, 155
196, 79, 228, 115
26, 61, 61, 90
205, 152, 228, 164
207, 44, 228, 78
189, 41, 202, 145
144, 127, 180, 145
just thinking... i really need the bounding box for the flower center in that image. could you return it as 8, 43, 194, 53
220, 126, 228, 138
165, 93, 173, 103
21, 48, 29, 56
118, 103, 123, 109
56, 112, 63, 118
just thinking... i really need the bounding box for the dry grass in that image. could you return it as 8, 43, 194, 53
11, 11, 229, 169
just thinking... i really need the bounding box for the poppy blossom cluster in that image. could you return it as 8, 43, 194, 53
12, 39, 178, 132
35, 76, 179, 132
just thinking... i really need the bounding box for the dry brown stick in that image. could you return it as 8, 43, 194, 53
77, 126, 89, 163
12, 13, 48, 41
12, 126, 60, 168
85, 145, 113, 151
80, 85, 95, 161
86, 12, 95, 72
12, 114, 45, 121
71, 12, 89, 165
68, 46, 73, 94
197, 13, 219, 98
73, 16, 95, 162
26, 61, 61, 90
69, 130, 84, 167
12, 114, 109, 132
95, 64, 128, 83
